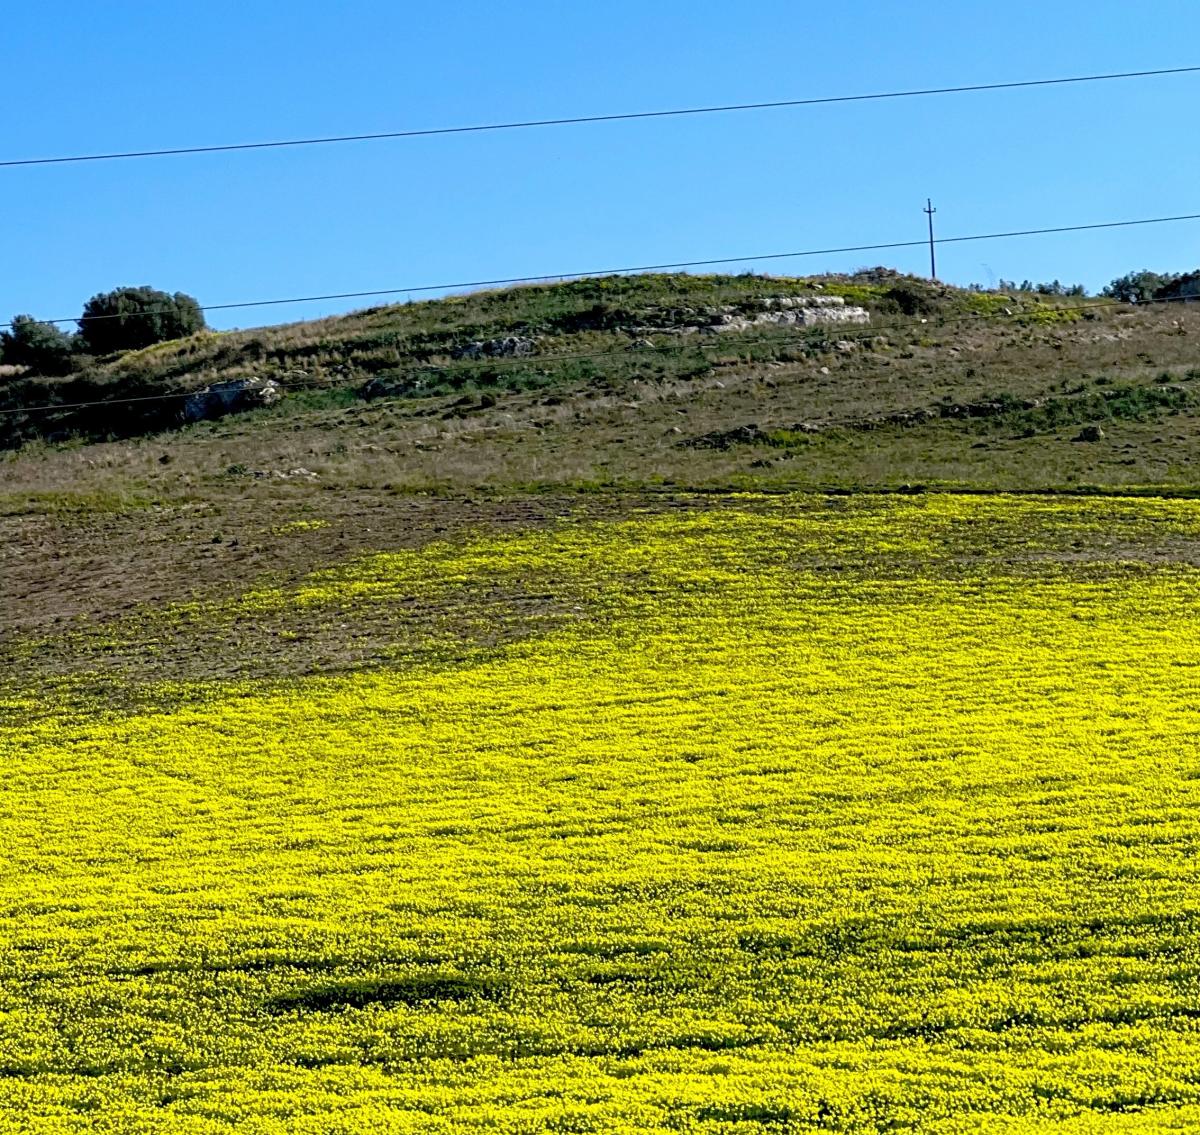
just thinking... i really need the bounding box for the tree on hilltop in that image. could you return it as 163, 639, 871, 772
0, 314, 76, 375
1102, 270, 1181, 304
78, 286, 205, 355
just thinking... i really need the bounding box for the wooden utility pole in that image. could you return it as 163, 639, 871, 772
924, 199, 937, 280
926, 197, 936, 279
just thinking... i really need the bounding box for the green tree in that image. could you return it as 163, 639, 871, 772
1102, 270, 1181, 304
77, 286, 205, 355
0, 315, 76, 375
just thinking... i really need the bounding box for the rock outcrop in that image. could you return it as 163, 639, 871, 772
183, 378, 282, 423
451, 336, 538, 360
709, 295, 871, 333
684, 424, 773, 449
640, 295, 871, 338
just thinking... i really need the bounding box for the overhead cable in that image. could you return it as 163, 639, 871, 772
2, 65, 1197, 168
6, 209, 1200, 332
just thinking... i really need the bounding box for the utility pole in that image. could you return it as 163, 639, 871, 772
924, 199, 937, 280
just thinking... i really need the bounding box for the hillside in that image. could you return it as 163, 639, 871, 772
7, 272, 1200, 1130
7, 269, 1197, 505
6, 268, 1198, 660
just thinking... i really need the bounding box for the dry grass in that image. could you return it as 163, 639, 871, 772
4, 297, 1197, 502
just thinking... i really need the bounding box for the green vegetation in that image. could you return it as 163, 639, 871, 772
0, 284, 206, 395
0, 269, 1096, 452
78, 284, 206, 355
998, 278, 1088, 296
1103, 268, 1184, 304
0, 314, 76, 375
0, 264, 1199, 503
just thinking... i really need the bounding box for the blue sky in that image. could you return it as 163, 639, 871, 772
2, 2, 1198, 331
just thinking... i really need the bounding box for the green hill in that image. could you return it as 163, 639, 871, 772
2, 270, 1196, 508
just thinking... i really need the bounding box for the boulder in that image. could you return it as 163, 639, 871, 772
360, 374, 430, 401
452, 336, 538, 360
684, 424, 770, 450
183, 377, 282, 423
711, 301, 871, 333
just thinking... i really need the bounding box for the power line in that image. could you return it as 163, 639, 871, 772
3, 66, 1197, 169
6, 209, 1200, 332
2, 291, 1194, 420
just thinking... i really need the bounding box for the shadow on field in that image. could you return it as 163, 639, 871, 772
266, 972, 509, 1013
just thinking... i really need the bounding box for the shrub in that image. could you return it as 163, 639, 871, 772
1000, 281, 1088, 297
1033, 281, 1087, 297
882, 281, 939, 316
78, 286, 206, 355
0, 315, 76, 375
1102, 270, 1182, 304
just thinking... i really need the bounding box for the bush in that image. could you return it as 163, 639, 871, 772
882, 281, 939, 316
1032, 281, 1087, 297
0, 315, 76, 375
1102, 270, 1181, 304
999, 280, 1088, 297
78, 286, 206, 355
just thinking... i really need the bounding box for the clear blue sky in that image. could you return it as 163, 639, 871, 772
2, 2, 1198, 331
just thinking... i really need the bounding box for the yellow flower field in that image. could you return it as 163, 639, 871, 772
5, 494, 1200, 1131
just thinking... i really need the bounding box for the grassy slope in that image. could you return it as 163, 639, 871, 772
4, 270, 1198, 672
1, 272, 1196, 507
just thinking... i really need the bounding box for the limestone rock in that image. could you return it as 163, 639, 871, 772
684, 424, 770, 450
183, 378, 282, 423
452, 336, 538, 360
